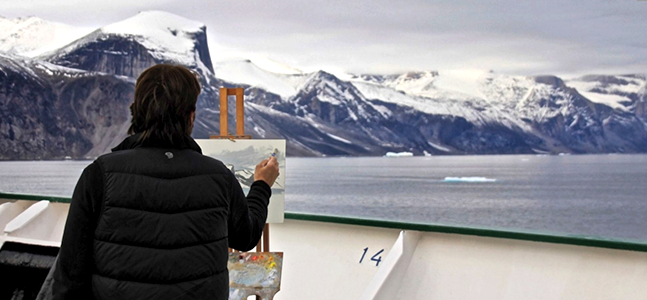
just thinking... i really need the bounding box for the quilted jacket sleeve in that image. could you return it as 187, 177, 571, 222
227, 173, 271, 251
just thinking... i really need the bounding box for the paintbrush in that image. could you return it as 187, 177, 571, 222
269, 148, 282, 188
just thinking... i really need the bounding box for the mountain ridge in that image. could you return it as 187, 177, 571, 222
1, 11, 646, 159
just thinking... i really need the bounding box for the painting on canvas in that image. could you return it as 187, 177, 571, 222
195, 139, 286, 223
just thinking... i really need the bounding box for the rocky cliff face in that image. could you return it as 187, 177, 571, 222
48, 33, 159, 79
0, 56, 134, 159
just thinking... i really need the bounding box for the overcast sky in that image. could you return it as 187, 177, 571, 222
2, 0, 646, 77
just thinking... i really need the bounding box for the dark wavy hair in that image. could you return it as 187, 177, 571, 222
128, 64, 201, 147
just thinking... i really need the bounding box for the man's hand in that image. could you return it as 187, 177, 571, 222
254, 156, 280, 187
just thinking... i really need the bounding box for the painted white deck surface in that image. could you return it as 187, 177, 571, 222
271, 219, 647, 300
271, 218, 400, 300
0, 200, 68, 247
396, 232, 647, 300
1, 198, 646, 300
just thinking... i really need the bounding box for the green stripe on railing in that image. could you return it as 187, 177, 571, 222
2, 192, 646, 252
284, 213, 647, 252
0, 192, 71, 203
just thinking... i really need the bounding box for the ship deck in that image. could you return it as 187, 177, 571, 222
1, 192, 646, 300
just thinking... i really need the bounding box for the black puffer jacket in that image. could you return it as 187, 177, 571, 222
51, 135, 271, 300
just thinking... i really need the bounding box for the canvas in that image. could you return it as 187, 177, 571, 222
195, 139, 286, 223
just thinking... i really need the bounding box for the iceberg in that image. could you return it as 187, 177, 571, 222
384, 152, 414, 157
443, 177, 496, 183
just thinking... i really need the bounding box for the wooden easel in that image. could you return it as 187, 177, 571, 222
212, 87, 270, 253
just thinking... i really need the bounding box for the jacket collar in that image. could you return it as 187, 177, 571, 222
111, 133, 203, 154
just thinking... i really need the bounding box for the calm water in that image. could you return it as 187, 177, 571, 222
1, 154, 646, 242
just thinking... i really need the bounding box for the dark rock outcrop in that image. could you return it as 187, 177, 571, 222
0, 57, 134, 160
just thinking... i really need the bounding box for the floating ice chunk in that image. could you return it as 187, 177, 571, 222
443, 177, 496, 183
384, 152, 414, 157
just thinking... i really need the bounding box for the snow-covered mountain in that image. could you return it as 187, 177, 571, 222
44, 11, 214, 78
219, 58, 647, 154
0, 11, 222, 159
1, 11, 646, 159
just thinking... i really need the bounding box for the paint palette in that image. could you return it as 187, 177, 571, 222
228, 252, 284, 300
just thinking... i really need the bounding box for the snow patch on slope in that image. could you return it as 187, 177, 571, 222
479, 73, 535, 107
0, 16, 93, 57
0, 53, 39, 79
351, 70, 487, 100
326, 133, 352, 144
432, 70, 487, 99
428, 141, 452, 152
578, 91, 630, 111
387, 71, 437, 94
249, 56, 303, 75
33, 60, 89, 77
352, 80, 486, 124
565, 75, 645, 110
215, 59, 301, 98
